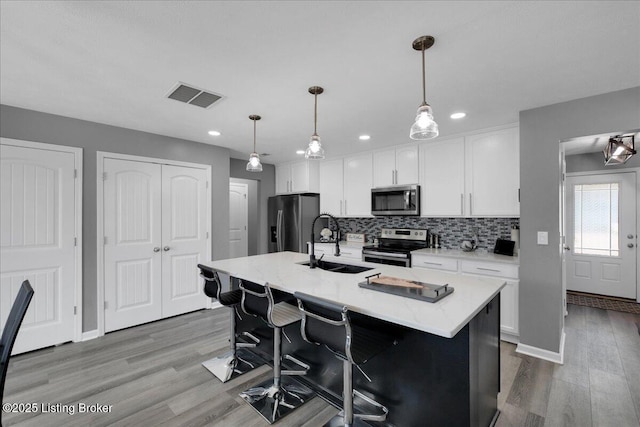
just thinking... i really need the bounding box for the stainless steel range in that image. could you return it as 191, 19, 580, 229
362, 228, 428, 267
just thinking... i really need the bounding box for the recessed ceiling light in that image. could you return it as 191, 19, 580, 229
450, 112, 466, 119
359, 135, 371, 141
208, 130, 221, 136
296, 150, 305, 155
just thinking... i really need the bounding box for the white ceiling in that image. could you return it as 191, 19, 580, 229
1, 1, 639, 164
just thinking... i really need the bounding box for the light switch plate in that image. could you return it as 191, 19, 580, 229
537, 231, 548, 245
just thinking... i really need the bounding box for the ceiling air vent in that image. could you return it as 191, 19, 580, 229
166, 82, 223, 109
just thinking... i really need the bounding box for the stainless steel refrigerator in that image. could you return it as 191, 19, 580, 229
268, 193, 320, 253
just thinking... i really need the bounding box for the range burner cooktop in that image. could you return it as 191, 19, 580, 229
362, 228, 428, 267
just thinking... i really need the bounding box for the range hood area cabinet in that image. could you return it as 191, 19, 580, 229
319, 153, 373, 217
275, 160, 319, 194
420, 127, 520, 217
372, 145, 419, 187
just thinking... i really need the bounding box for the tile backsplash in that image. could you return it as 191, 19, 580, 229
334, 217, 519, 251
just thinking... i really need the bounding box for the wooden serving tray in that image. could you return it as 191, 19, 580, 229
358, 274, 454, 303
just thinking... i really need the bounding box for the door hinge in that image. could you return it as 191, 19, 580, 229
74, 169, 78, 178
206, 181, 209, 189
518, 188, 520, 202
244, 194, 247, 199
206, 231, 209, 239
104, 236, 107, 245
74, 306, 77, 315
74, 237, 77, 246
104, 301, 108, 310
103, 172, 107, 181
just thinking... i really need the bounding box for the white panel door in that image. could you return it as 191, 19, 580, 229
466, 127, 520, 216
161, 165, 208, 317
566, 173, 637, 298
319, 159, 344, 216
343, 153, 373, 216
229, 182, 248, 258
421, 138, 465, 216
0, 144, 76, 354
103, 159, 162, 332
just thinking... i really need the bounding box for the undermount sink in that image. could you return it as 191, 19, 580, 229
300, 260, 373, 274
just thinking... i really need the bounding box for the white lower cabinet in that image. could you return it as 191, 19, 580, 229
413, 254, 519, 343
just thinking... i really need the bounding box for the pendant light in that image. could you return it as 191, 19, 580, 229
305, 86, 325, 159
409, 35, 439, 140
246, 115, 263, 172
603, 134, 636, 165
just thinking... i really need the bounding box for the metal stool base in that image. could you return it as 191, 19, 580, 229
202, 348, 264, 383
239, 376, 314, 424
324, 414, 374, 427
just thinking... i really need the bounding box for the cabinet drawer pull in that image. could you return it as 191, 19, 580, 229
477, 267, 500, 272
423, 261, 443, 266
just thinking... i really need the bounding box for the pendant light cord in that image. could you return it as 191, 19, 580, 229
313, 93, 318, 135
253, 118, 257, 152
421, 46, 426, 105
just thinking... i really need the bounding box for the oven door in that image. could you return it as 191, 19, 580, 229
371, 185, 420, 216
362, 250, 411, 267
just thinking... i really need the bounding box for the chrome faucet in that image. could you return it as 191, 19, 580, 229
309, 213, 341, 269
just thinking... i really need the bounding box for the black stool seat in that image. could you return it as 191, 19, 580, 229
218, 289, 242, 306
295, 292, 395, 427
197, 264, 263, 383
238, 279, 314, 424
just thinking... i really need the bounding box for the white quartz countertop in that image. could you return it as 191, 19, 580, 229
203, 252, 505, 338
309, 241, 366, 249
411, 248, 520, 265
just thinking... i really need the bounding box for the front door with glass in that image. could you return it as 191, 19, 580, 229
566, 172, 637, 299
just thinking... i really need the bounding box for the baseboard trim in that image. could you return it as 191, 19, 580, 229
500, 332, 519, 344
81, 330, 100, 342
515, 329, 565, 364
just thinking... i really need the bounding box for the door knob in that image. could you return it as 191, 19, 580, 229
628, 234, 635, 239
163, 246, 170, 251
153, 247, 160, 252
628, 243, 635, 248
563, 246, 571, 251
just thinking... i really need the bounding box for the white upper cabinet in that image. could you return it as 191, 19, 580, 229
419, 127, 519, 217
343, 153, 373, 216
465, 127, 519, 216
276, 160, 319, 194
319, 159, 344, 216
373, 145, 419, 187
420, 137, 465, 216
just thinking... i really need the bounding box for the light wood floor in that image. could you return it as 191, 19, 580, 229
2, 304, 639, 426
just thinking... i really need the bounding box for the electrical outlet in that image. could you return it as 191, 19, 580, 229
537, 231, 548, 245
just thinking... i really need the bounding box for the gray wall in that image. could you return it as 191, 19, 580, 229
229, 177, 259, 255
0, 104, 231, 332
229, 158, 275, 255
519, 86, 640, 353
566, 150, 640, 173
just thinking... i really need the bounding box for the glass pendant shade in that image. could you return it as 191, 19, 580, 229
246, 152, 263, 172
305, 134, 325, 159
410, 104, 439, 140
603, 135, 636, 165
246, 114, 263, 172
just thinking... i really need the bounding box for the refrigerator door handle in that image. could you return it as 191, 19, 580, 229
276, 209, 283, 252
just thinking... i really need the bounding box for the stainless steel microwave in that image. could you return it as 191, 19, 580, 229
371, 184, 420, 216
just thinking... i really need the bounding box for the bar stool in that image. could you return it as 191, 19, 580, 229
237, 279, 314, 424
295, 292, 396, 427
197, 264, 263, 383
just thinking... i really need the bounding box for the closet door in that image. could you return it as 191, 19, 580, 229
161, 165, 208, 317
104, 158, 162, 332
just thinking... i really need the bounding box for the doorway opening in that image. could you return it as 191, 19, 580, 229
230, 178, 259, 256
560, 129, 639, 307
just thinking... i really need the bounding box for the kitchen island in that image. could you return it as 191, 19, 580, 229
203, 252, 505, 426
